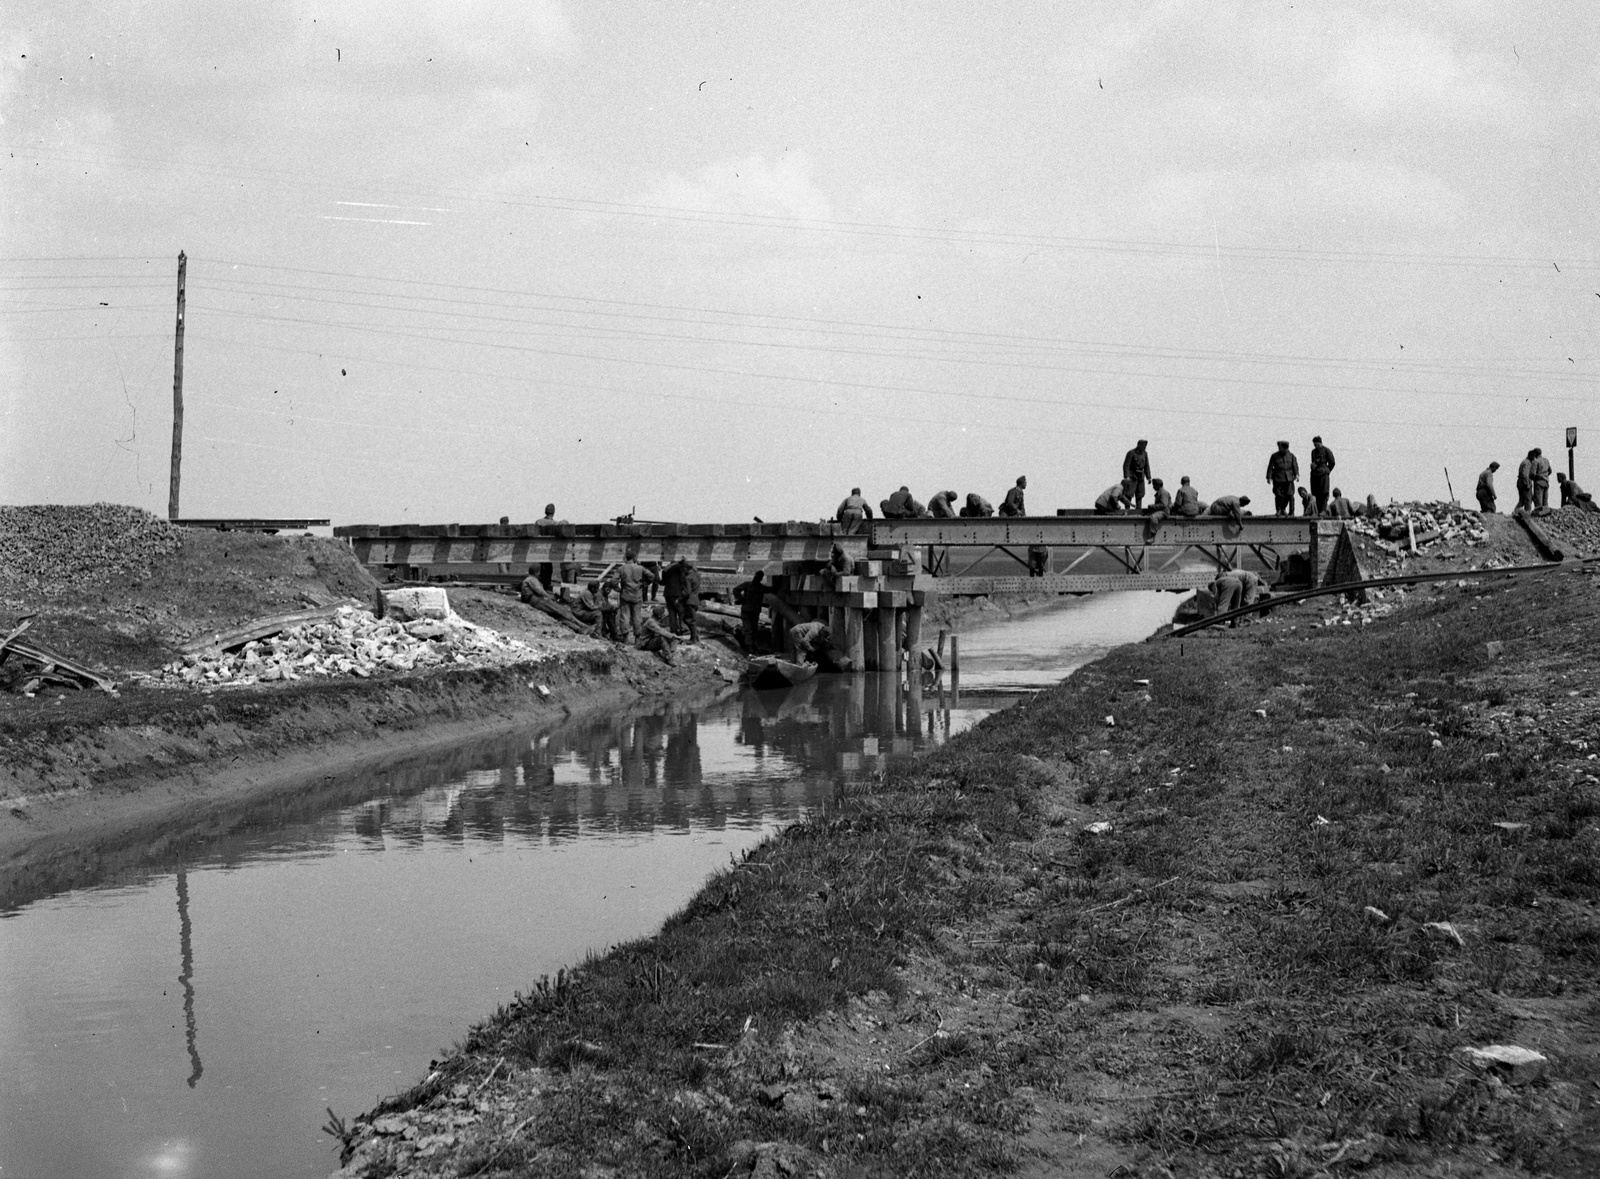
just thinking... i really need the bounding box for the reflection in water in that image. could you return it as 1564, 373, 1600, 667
176, 867, 202, 1088
3, 583, 1194, 1179
0, 673, 998, 1179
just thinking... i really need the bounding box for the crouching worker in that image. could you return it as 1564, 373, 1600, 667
1208, 568, 1266, 627
790, 619, 850, 671
1143, 477, 1172, 538
637, 605, 679, 665
569, 580, 605, 631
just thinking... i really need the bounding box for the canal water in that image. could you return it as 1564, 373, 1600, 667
0, 591, 1180, 1178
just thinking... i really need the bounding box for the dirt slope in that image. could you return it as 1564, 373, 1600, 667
331, 565, 1600, 1179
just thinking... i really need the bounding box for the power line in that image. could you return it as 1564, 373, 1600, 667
190, 256, 1595, 385
183, 300, 1594, 416
188, 272, 1595, 388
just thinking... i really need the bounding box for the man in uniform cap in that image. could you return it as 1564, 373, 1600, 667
1122, 441, 1152, 509
1266, 441, 1299, 516
1309, 436, 1336, 515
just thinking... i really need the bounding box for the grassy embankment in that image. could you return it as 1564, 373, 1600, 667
335, 568, 1600, 1179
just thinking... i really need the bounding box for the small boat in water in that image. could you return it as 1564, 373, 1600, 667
743, 656, 818, 690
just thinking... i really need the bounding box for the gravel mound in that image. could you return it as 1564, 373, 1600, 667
0, 504, 184, 601
1538, 506, 1600, 557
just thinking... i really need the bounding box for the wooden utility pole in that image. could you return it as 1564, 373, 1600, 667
168, 251, 186, 521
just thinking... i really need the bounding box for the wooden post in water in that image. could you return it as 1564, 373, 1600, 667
167, 250, 187, 521
862, 609, 879, 671
845, 607, 866, 671
904, 605, 923, 663
876, 605, 898, 674
948, 633, 960, 673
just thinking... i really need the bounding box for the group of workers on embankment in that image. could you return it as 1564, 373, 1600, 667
1477, 452, 1598, 516
516, 506, 706, 665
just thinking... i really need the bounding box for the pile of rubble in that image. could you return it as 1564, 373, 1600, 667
144, 605, 547, 688
1309, 586, 1406, 628
1344, 501, 1487, 553
1538, 506, 1600, 558
0, 504, 184, 603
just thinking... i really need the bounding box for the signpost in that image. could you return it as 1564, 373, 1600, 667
1568, 426, 1577, 484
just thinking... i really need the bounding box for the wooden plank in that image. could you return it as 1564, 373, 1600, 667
930, 572, 1228, 595
872, 515, 1314, 548
178, 518, 329, 531
182, 601, 363, 655
6, 640, 116, 691
349, 535, 870, 567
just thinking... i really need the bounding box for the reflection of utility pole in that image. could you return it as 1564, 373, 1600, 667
176, 868, 203, 1088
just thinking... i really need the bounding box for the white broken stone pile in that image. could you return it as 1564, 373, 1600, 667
1346, 502, 1487, 553
148, 605, 546, 687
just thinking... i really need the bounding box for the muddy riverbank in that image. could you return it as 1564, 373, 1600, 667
332, 564, 1600, 1179
0, 506, 754, 907
0, 503, 1071, 906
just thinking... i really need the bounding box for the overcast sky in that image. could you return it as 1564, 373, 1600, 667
4, 2, 1596, 524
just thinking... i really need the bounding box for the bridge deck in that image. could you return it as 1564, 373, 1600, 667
334, 514, 1317, 593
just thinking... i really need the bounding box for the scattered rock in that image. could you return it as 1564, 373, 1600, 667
1364, 906, 1390, 924
1459, 1045, 1549, 1085
1083, 821, 1114, 835
383, 587, 452, 621
1423, 921, 1466, 947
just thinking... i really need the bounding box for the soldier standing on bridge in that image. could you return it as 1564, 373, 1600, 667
835, 487, 872, 533
1122, 441, 1152, 509
999, 476, 1028, 517
1266, 441, 1300, 516
1309, 436, 1336, 515
1477, 462, 1500, 513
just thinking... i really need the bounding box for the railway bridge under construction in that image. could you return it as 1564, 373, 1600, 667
335, 515, 1357, 672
